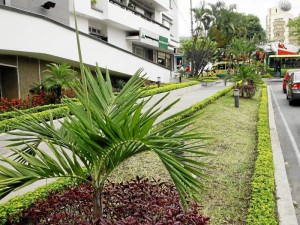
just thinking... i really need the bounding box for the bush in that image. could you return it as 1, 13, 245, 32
0, 106, 70, 133
7, 177, 209, 225
0, 178, 78, 225
246, 82, 277, 224
141, 81, 199, 97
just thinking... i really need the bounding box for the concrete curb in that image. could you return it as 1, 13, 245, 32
267, 86, 298, 225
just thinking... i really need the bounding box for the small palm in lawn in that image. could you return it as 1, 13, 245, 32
43, 63, 77, 103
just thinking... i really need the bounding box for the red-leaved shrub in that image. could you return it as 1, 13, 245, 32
9, 177, 209, 225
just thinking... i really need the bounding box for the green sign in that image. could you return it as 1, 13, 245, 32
158, 36, 168, 50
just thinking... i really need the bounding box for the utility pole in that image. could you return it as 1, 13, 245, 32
190, 0, 193, 36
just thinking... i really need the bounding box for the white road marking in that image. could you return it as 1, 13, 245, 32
270, 86, 300, 168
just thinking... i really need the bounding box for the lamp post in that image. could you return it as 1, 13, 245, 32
234, 89, 240, 108
157, 77, 161, 87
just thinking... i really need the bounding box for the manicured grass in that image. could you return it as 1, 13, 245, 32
0, 85, 264, 224
109, 88, 262, 224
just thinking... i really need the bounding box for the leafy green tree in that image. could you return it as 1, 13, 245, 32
227, 37, 256, 63
288, 16, 300, 45
205, 1, 237, 48
181, 37, 217, 77
43, 63, 77, 103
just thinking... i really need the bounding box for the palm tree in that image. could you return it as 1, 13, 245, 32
43, 63, 77, 103
0, 65, 210, 220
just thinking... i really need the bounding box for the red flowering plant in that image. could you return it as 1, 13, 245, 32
0, 92, 47, 114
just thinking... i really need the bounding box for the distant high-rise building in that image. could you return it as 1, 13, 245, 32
267, 7, 297, 45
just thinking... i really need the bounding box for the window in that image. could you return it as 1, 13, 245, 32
89, 27, 102, 36
144, 10, 152, 19
157, 51, 172, 69
169, 0, 172, 9
88, 26, 107, 41
162, 15, 173, 34
133, 45, 145, 58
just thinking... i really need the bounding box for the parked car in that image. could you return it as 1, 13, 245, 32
286, 71, 300, 105
283, 69, 300, 93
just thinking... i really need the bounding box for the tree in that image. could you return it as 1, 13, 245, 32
43, 63, 77, 103
182, 1, 217, 77
227, 37, 256, 63
0, 62, 210, 220
181, 37, 216, 77
206, 1, 237, 48
288, 16, 300, 45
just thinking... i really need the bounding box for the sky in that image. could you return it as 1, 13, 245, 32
177, 0, 300, 37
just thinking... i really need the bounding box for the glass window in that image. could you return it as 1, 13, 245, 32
133, 45, 145, 58
166, 54, 172, 69
157, 52, 166, 66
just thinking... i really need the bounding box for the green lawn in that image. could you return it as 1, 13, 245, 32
109, 88, 261, 224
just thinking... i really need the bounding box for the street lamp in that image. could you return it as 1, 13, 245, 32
157, 77, 161, 87
234, 89, 240, 108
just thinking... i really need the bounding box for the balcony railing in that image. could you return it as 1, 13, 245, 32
109, 0, 169, 30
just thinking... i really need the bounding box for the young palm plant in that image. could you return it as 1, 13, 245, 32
43, 63, 77, 103
0, 11, 211, 221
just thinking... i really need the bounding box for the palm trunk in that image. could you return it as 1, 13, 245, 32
93, 186, 104, 220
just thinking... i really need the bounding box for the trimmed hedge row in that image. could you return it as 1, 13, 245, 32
246, 83, 277, 224
0, 82, 199, 133
0, 106, 70, 133
141, 81, 199, 97
0, 103, 64, 121
0, 177, 78, 225
0, 83, 235, 224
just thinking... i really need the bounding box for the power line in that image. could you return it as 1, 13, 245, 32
172, 0, 190, 29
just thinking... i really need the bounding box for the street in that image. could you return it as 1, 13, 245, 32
267, 78, 300, 224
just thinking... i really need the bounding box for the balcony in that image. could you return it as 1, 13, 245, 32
108, 0, 169, 31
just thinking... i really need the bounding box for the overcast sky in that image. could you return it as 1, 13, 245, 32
177, 0, 300, 37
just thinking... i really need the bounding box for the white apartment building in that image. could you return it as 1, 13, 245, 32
267, 7, 297, 45
0, 0, 180, 99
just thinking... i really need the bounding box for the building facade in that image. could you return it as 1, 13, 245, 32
0, 0, 180, 99
267, 7, 297, 45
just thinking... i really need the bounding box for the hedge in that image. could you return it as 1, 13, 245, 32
141, 81, 199, 97
246, 82, 277, 224
0, 103, 64, 121
0, 177, 78, 225
0, 106, 70, 133
0, 82, 199, 134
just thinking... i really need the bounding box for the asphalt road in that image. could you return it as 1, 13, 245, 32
267, 78, 300, 223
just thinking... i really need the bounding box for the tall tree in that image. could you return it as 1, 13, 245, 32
184, 1, 217, 76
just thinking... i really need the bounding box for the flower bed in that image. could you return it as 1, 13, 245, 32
5, 178, 209, 225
